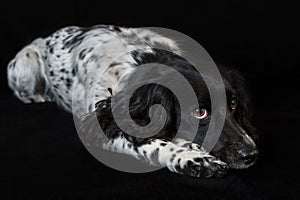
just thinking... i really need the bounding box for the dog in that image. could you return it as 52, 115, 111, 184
7, 25, 258, 178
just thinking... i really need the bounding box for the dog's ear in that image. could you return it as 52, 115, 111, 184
226, 68, 258, 140
216, 64, 253, 117
7, 38, 48, 103
128, 84, 179, 140
227, 69, 252, 116
96, 84, 178, 143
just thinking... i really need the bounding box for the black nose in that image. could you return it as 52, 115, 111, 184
237, 149, 258, 165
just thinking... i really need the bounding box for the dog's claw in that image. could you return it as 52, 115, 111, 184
172, 150, 227, 178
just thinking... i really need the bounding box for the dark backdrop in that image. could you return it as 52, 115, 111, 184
1, 1, 299, 199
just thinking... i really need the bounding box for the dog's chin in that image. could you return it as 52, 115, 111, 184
227, 160, 257, 169
213, 153, 257, 169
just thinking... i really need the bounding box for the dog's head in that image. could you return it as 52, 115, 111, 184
189, 66, 258, 169
123, 49, 258, 169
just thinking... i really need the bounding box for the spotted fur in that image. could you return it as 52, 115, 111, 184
7, 25, 258, 178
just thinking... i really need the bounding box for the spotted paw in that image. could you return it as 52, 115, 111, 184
170, 150, 227, 178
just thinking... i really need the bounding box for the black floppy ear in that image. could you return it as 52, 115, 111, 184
92, 83, 179, 143
76, 98, 113, 146
216, 64, 253, 117
227, 69, 253, 117
128, 84, 175, 123
226, 68, 257, 140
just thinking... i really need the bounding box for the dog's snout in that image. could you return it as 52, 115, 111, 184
237, 148, 258, 165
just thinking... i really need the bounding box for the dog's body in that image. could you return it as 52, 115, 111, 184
7, 25, 258, 177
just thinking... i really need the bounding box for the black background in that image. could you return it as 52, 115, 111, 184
1, 1, 299, 199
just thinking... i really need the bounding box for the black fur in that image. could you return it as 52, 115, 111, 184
94, 49, 258, 169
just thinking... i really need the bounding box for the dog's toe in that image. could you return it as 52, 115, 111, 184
172, 150, 227, 178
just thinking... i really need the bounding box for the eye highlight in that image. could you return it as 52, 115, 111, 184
192, 107, 208, 119
230, 96, 237, 110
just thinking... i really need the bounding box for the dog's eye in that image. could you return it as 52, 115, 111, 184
193, 108, 208, 119
231, 97, 237, 110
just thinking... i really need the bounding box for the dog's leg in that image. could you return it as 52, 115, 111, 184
79, 99, 227, 178
136, 138, 227, 177
100, 136, 227, 177
173, 138, 206, 152
80, 121, 227, 178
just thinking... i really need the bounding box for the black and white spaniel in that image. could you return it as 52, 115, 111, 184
7, 25, 258, 178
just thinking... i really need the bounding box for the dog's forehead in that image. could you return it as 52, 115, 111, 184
185, 71, 240, 107
183, 74, 211, 106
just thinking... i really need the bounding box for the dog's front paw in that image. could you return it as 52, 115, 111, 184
169, 150, 227, 178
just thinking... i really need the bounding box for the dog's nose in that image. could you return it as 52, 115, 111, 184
237, 149, 258, 165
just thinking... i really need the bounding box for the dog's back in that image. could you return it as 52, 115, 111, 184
7, 25, 181, 116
